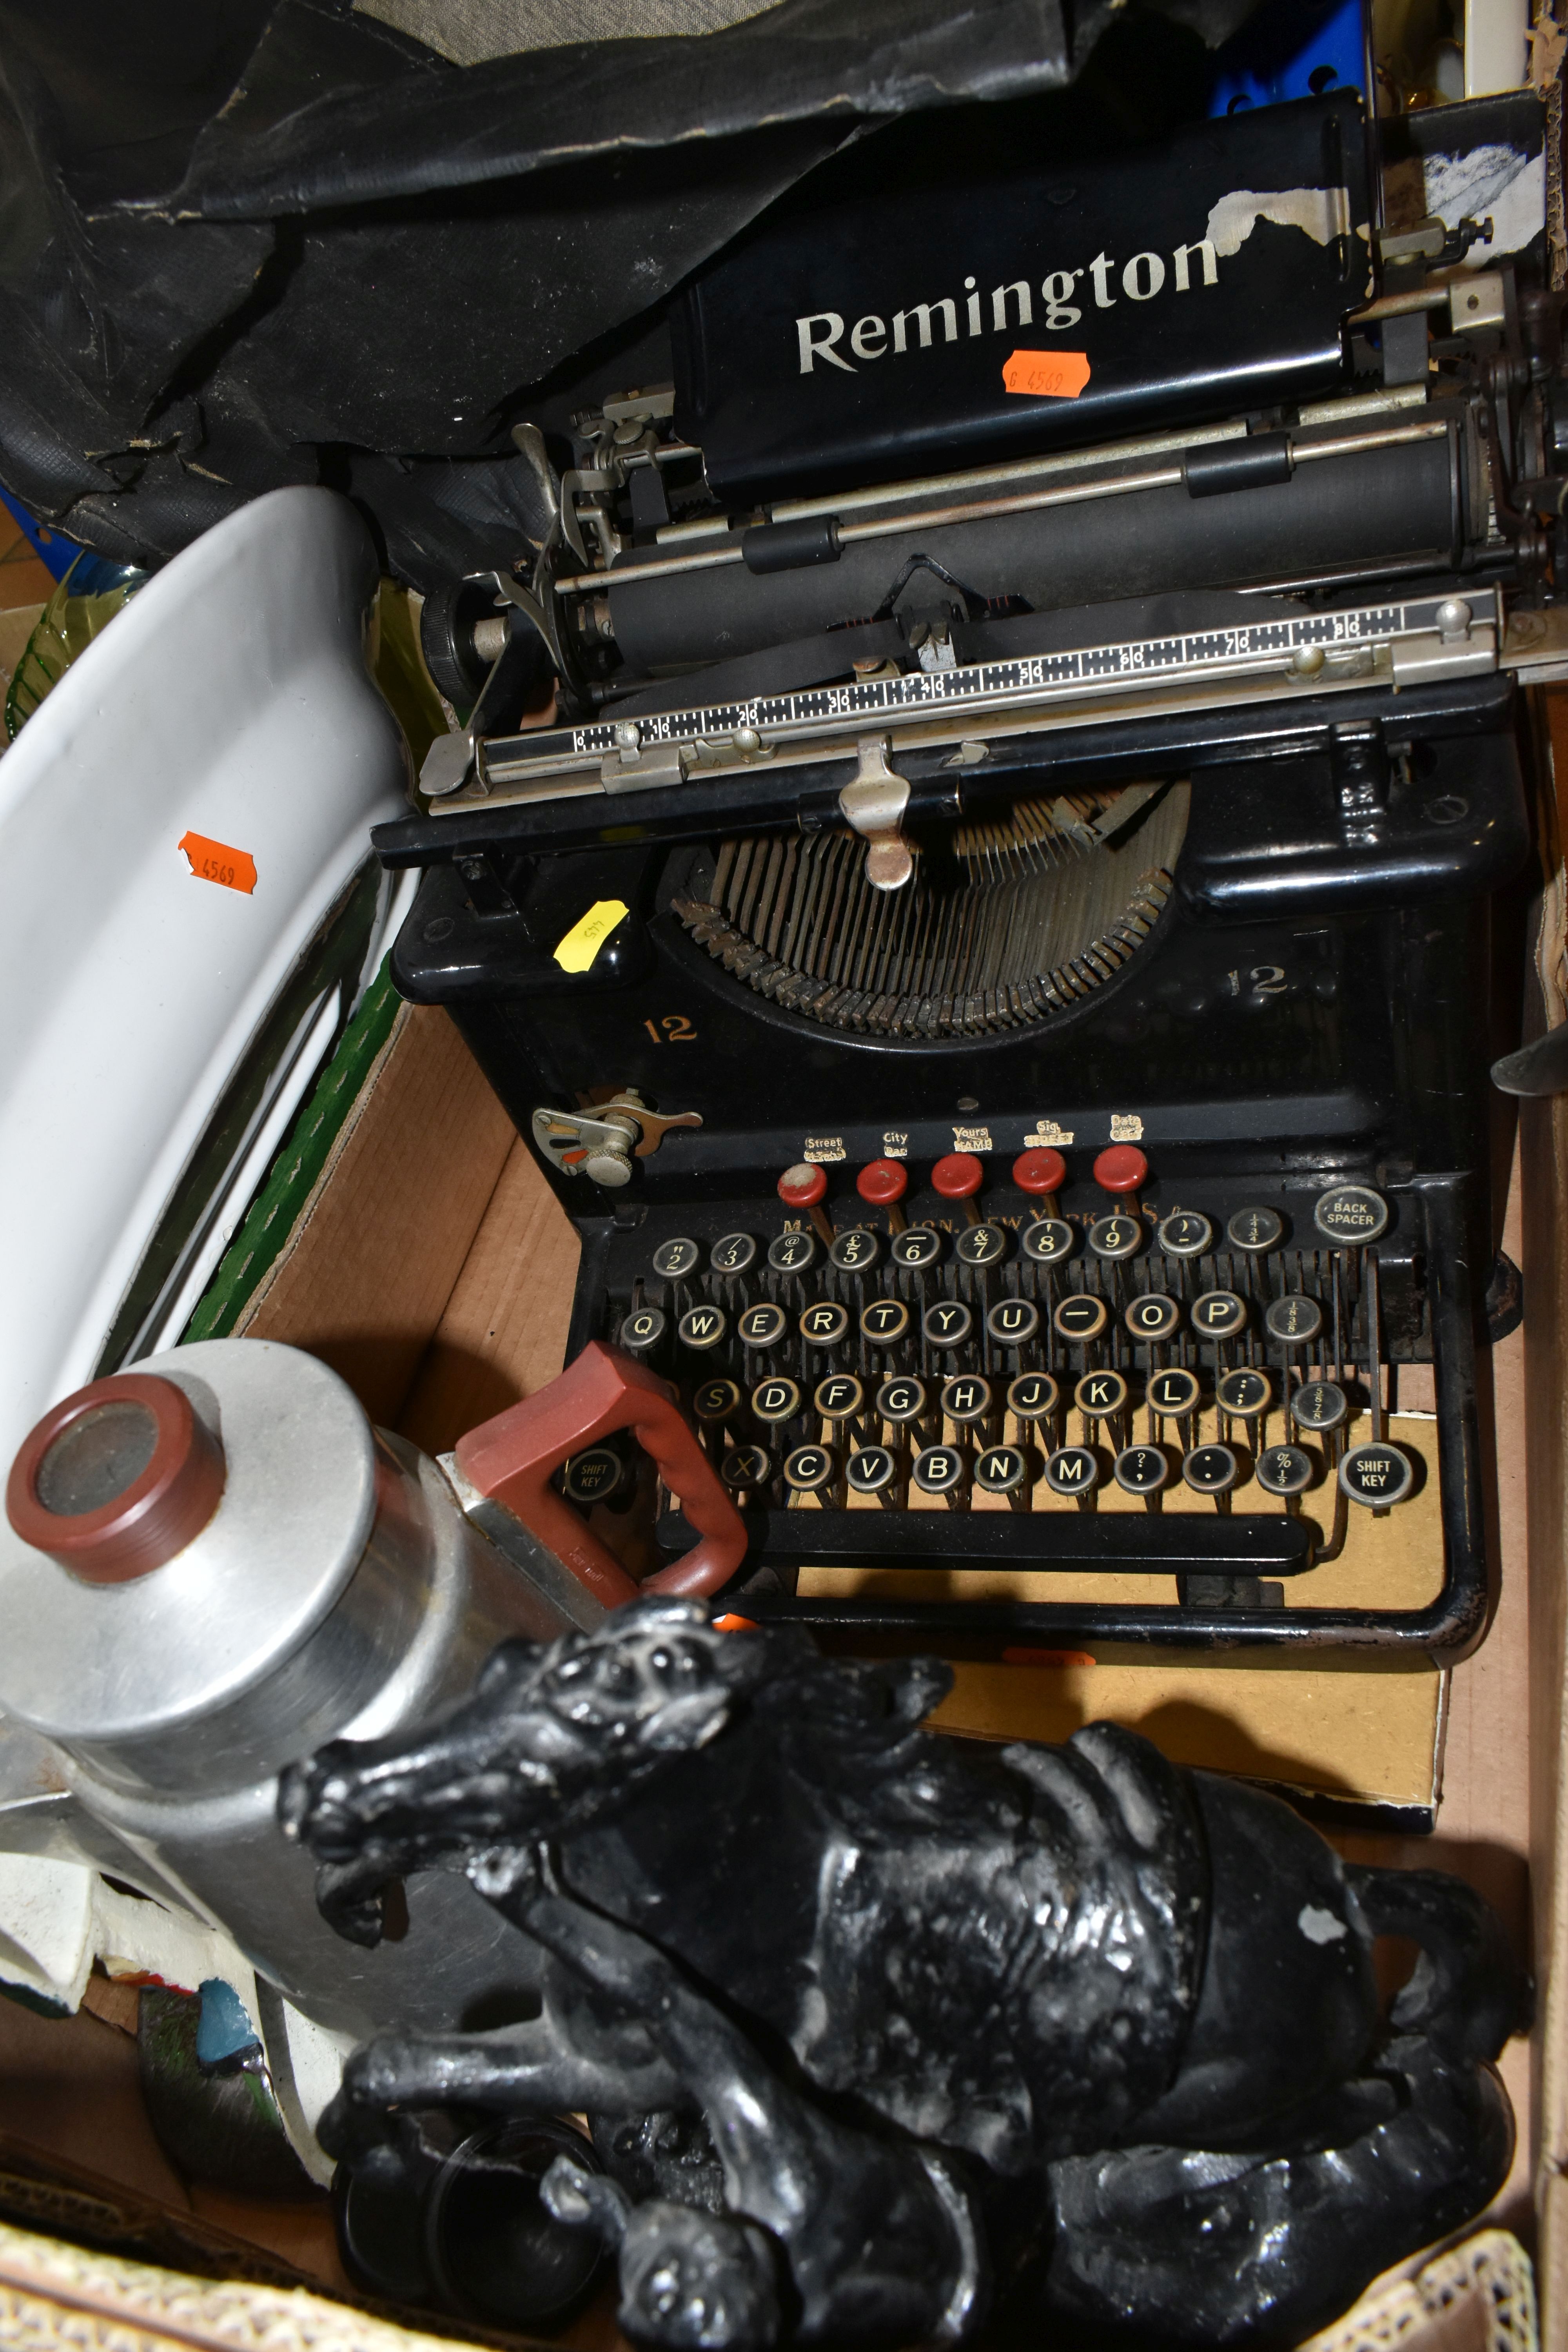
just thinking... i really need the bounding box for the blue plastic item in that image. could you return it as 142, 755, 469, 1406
195, 1976, 262, 2068
0, 484, 140, 595
1209, 0, 1368, 116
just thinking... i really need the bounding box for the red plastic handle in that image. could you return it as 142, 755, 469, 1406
454, 1342, 748, 1609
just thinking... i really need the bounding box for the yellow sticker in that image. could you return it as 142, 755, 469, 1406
553, 898, 629, 973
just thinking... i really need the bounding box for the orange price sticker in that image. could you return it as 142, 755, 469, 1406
178, 831, 257, 895
1002, 349, 1092, 400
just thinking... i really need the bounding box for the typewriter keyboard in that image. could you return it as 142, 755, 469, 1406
565, 1145, 1464, 1643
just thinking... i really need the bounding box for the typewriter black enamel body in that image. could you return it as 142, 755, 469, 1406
373, 85, 1564, 1655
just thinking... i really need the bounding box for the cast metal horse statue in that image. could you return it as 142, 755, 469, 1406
279, 1598, 1526, 2348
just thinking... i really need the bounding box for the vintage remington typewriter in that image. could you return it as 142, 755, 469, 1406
373, 83, 1565, 1655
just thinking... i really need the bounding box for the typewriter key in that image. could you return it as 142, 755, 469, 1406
1114, 1445, 1169, 1497
722, 1445, 773, 1493
1264, 1294, 1323, 1347
768, 1230, 820, 1274
931, 1154, 985, 1213
955, 1222, 1007, 1268
923, 1299, 974, 1349
1043, 1446, 1100, 1501
857, 1160, 908, 1232
1255, 1443, 1314, 1498
1147, 1366, 1201, 1418
892, 1227, 944, 1270
651, 1238, 701, 1280
1290, 1380, 1349, 1434
784, 1445, 838, 1495
986, 1297, 1040, 1346
1020, 1218, 1075, 1267
877, 1376, 929, 1425
1094, 1145, 1147, 1216
778, 1164, 835, 1248
1013, 1148, 1066, 1215
1313, 1183, 1391, 1245
846, 1445, 899, 1498
1087, 1214, 1143, 1263
814, 1374, 866, 1422
738, 1301, 788, 1348
1124, 1292, 1181, 1343
693, 1378, 742, 1425
619, 1306, 666, 1353
1007, 1371, 1059, 1421
751, 1377, 804, 1425
860, 1297, 911, 1345
1156, 1210, 1212, 1258
1215, 1368, 1271, 1419
678, 1304, 728, 1350
1182, 1443, 1238, 1496
1052, 1293, 1109, 1344
1074, 1369, 1129, 1420
912, 1445, 966, 1497
942, 1375, 993, 1425
830, 1226, 883, 1273
1226, 1205, 1285, 1253
975, 1445, 1030, 1501
562, 1446, 627, 1506
800, 1300, 850, 1345
710, 1232, 758, 1276
1191, 1289, 1247, 1341
1339, 1439, 1414, 1506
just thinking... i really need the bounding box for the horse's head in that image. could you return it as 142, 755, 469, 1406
278, 1597, 771, 1881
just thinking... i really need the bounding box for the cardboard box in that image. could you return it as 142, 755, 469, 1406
0, 702, 1557, 2349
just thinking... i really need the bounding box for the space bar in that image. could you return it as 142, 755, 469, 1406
657, 1509, 1313, 1576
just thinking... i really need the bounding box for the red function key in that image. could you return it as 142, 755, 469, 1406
778, 1162, 836, 1247
1092, 1143, 1148, 1220
931, 1151, 985, 1225
1013, 1147, 1066, 1218
856, 1158, 909, 1232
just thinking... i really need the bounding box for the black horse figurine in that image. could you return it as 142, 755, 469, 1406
279, 1597, 1527, 2349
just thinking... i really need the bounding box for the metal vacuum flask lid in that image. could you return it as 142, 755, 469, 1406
0, 1342, 390, 1768
8, 1370, 227, 1583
